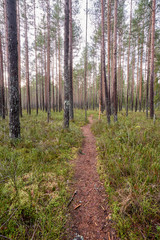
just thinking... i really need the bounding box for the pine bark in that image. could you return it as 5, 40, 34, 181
69, 0, 74, 120
101, 0, 110, 124
24, 0, 31, 114
84, 0, 88, 122
17, 0, 22, 117
0, 32, 5, 119
5, 0, 20, 138
126, 0, 132, 116
146, 27, 151, 118
34, 0, 38, 115
47, 0, 51, 122
64, 0, 69, 128
113, 0, 118, 122
150, 0, 156, 119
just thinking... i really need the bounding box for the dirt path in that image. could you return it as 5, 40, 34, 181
68, 116, 118, 240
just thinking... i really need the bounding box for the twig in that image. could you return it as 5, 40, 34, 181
74, 204, 81, 210
0, 235, 12, 240
67, 190, 77, 207
0, 208, 18, 229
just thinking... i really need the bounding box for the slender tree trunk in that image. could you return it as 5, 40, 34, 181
135, 36, 140, 112
69, 0, 74, 120
146, 27, 151, 118
126, 0, 132, 116
113, 0, 118, 122
47, 0, 51, 122
139, 23, 144, 112
58, 20, 62, 112
131, 48, 135, 111
0, 32, 5, 119
64, 0, 69, 128
52, 53, 55, 112
24, 0, 31, 115
101, 0, 110, 124
84, 0, 88, 122
150, 0, 156, 119
5, 0, 20, 138
107, 0, 111, 114
34, 0, 38, 115
17, 0, 22, 117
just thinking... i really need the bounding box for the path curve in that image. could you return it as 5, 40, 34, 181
68, 116, 118, 240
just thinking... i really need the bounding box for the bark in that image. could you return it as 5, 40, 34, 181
5, 0, 20, 138
64, 0, 69, 128
135, 36, 140, 112
17, 0, 22, 117
69, 0, 74, 120
146, 27, 151, 118
84, 0, 88, 122
34, 0, 38, 115
126, 0, 132, 116
150, 0, 156, 119
24, 0, 31, 114
139, 23, 144, 112
131, 48, 135, 111
58, 18, 62, 112
47, 0, 51, 122
101, 0, 110, 123
113, 0, 118, 122
107, 0, 111, 115
0, 32, 5, 119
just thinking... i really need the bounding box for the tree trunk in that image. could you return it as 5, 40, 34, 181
69, 0, 74, 120
126, 0, 132, 116
113, 0, 118, 122
135, 35, 140, 112
150, 0, 156, 119
84, 0, 88, 122
34, 0, 38, 115
47, 0, 51, 122
17, 0, 22, 117
101, 0, 110, 123
0, 32, 5, 119
5, 0, 20, 138
131, 48, 135, 111
64, 0, 69, 128
146, 27, 151, 118
24, 0, 31, 115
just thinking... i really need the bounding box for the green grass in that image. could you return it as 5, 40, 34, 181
0, 110, 86, 240
92, 111, 160, 240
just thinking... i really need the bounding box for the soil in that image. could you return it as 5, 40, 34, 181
67, 116, 118, 240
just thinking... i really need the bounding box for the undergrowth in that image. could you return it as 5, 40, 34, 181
0, 110, 85, 240
92, 111, 160, 240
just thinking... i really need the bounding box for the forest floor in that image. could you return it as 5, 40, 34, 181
67, 116, 118, 240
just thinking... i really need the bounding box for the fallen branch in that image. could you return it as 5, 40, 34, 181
0, 208, 18, 230
67, 190, 77, 207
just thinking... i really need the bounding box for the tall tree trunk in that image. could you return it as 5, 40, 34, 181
24, 0, 31, 115
131, 48, 135, 111
126, 0, 132, 116
135, 36, 140, 112
17, 0, 22, 117
101, 0, 110, 124
34, 0, 38, 115
69, 0, 74, 120
150, 0, 156, 119
64, 0, 69, 128
107, 0, 111, 115
146, 27, 151, 118
139, 22, 144, 112
58, 18, 62, 112
0, 32, 5, 119
113, 0, 118, 122
47, 0, 51, 122
5, 0, 20, 138
84, 0, 88, 122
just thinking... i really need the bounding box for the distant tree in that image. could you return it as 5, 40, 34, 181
5, 0, 20, 138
